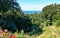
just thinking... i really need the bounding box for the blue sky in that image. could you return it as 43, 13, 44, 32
17, 0, 60, 11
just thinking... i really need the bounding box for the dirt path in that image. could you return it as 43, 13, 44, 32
50, 26, 60, 38
38, 26, 60, 38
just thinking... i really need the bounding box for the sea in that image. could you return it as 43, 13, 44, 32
22, 11, 41, 14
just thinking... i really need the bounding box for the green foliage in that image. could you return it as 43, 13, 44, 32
0, 0, 20, 12
1, 0, 60, 37
0, 0, 32, 33
40, 4, 60, 25
56, 20, 60, 26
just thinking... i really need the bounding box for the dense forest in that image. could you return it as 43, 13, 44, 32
0, 0, 60, 38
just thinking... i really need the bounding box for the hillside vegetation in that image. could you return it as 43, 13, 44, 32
0, 0, 60, 38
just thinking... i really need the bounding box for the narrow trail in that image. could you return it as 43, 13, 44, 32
38, 26, 60, 38
50, 26, 60, 38
23, 26, 60, 38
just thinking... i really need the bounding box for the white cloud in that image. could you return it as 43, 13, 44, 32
21, 5, 45, 11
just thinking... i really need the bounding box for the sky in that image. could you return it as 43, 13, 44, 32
17, 0, 60, 11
